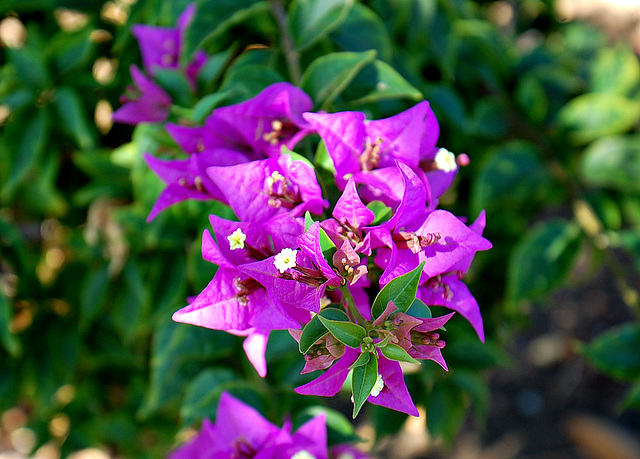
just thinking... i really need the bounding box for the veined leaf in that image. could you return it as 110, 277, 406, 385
289, 0, 354, 51
299, 307, 349, 354
371, 261, 425, 319
318, 315, 366, 349
406, 298, 432, 319
380, 343, 420, 365
352, 354, 378, 418
301, 50, 377, 110
348, 351, 371, 370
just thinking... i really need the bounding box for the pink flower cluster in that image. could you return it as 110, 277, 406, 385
116, 0, 491, 434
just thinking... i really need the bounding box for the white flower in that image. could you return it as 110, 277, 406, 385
434, 148, 458, 173
370, 373, 384, 397
227, 228, 247, 250
291, 451, 316, 459
274, 248, 297, 273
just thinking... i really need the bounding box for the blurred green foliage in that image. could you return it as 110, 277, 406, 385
2, 0, 640, 456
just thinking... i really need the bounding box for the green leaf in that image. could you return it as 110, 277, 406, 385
73, 149, 124, 177
506, 219, 582, 305
380, 343, 420, 365
590, 44, 640, 96
298, 406, 359, 445
471, 141, 552, 217
49, 28, 96, 74
219, 64, 285, 101
584, 191, 622, 231
299, 307, 349, 354
469, 96, 509, 138
319, 226, 337, 265
183, 0, 271, 56
352, 354, 378, 418
582, 324, 640, 381
366, 200, 392, 226
197, 47, 236, 91
559, 93, 640, 145
609, 230, 640, 272
0, 292, 21, 357
345, 60, 422, 107
620, 381, 640, 412
53, 86, 96, 149
329, 3, 392, 61
580, 136, 640, 193
348, 350, 371, 370
318, 315, 366, 349
374, 334, 390, 349
6, 46, 50, 89
1, 108, 50, 201
179, 368, 238, 426
314, 140, 336, 174
445, 337, 511, 370
304, 211, 315, 232
154, 69, 192, 107
289, 0, 354, 51
451, 370, 489, 420
0, 87, 36, 111
426, 383, 466, 442
192, 90, 233, 123
422, 84, 467, 128
281, 145, 315, 168
300, 50, 377, 110
79, 267, 110, 334
14, 152, 67, 216
139, 318, 237, 418
406, 298, 432, 319
515, 74, 548, 123
371, 261, 425, 319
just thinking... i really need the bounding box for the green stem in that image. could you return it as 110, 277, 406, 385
340, 286, 368, 326
270, 0, 302, 85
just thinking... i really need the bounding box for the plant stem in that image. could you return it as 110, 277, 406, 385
270, 0, 302, 85
340, 286, 368, 326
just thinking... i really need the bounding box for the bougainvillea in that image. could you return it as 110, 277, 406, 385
113, 1, 491, 454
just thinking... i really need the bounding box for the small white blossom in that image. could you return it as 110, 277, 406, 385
434, 148, 458, 173
227, 228, 247, 250
291, 451, 316, 459
274, 248, 297, 273
370, 373, 384, 397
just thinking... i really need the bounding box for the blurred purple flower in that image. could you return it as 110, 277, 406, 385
112, 65, 172, 125
169, 392, 329, 459
131, 3, 206, 89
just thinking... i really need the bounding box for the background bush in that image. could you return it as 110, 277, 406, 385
1, 0, 639, 457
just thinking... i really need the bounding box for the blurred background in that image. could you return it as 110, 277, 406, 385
1, 0, 640, 458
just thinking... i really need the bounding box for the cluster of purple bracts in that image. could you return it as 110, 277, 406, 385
114, 5, 491, 422
135, 81, 490, 416
112, 4, 206, 125
169, 393, 367, 459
